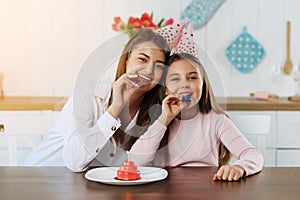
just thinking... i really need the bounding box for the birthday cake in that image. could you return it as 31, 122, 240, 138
116, 161, 141, 181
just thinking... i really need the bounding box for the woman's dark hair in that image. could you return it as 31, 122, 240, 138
109, 29, 170, 151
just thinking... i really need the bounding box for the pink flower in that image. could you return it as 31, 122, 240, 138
112, 12, 174, 37
164, 18, 174, 26
112, 16, 126, 31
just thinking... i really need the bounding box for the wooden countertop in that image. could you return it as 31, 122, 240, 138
217, 96, 300, 111
0, 96, 68, 111
0, 96, 300, 111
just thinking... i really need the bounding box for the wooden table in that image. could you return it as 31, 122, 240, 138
0, 167, 299, 200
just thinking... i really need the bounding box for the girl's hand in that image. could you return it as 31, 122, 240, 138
213, 165, 245, 181
107, 73, 139, 118
158, 95, 187, 126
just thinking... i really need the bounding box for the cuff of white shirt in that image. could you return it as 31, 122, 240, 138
96, 111, 121, 139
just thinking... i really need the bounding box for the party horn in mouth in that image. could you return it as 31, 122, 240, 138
127, 73, 151, 82
127, 73, 139, 82
138, 74, 151, 82
181, 95, 192, 102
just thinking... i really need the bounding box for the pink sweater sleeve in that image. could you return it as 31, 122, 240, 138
128, 120, 167, 166
216, 114, 264, 176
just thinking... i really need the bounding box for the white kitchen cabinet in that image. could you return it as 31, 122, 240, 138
227, 111, 276, 166
0, 111, 60, 165
228, 111, 300, 167
276, 111, 300, 166
265, 149, 276, 167
227, 111, 276, 148
277, 111, 300, 148
277, 150, 300, 166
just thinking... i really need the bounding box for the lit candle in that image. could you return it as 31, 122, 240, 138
126, 151, 130, 162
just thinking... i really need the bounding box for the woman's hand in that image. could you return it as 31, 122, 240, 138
213, 165, 245, 181
158, 95, 187, 126
107, 74, 139, 118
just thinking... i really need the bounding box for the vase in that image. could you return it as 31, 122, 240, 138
126, 29, 138, 38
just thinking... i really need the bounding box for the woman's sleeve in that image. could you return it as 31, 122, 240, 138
216, 114, 264, 176
62, 85, 121, 172
128, 120, 167, 166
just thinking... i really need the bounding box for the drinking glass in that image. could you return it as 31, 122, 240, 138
270, 65, 281, 82
292, 63, 300, 96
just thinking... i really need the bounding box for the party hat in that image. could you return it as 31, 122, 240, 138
172, 23, 198, 57
156, 19, 198, 58
155, 18, 188, 50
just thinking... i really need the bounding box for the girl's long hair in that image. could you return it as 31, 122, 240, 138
109, 29, 170, 151
159, 53, 231, 166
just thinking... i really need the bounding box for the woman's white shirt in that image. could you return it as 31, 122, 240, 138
25, 80, 130, 172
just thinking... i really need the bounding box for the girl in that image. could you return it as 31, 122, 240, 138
129, 53, 264, 181
24, 29, 170, 172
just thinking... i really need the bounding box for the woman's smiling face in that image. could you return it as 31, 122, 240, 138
126, 41, 166, 91
165, 59, 203, 109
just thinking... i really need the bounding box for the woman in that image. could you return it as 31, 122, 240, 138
25, 29, 170, 172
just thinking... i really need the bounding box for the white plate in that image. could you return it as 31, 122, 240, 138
85, 167, 168, 185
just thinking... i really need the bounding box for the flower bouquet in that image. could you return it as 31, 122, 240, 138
112, 12, 174, 38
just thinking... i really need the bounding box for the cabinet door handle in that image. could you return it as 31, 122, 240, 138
0, 124, 5, 132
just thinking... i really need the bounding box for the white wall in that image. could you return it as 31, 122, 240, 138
0, 0, 299, 97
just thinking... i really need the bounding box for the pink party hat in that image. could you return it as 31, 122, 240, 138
155, 18, 188, 49
156, 20, 198, 58
172, 23, 198, 57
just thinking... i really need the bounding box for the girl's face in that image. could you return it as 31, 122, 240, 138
126, 41, 166, 91
165, 59, 203, 110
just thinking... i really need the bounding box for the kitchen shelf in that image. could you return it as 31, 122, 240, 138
217, 97, 300, 111
0, 96, 68, 111
1, 96, 300, 111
